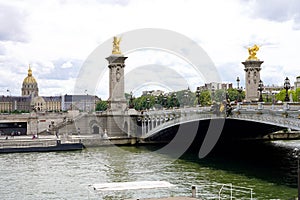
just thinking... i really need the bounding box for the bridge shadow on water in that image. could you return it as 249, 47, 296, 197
184, 140, 297, 188
143, 119, 298, 188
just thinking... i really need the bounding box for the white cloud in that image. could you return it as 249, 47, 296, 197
0, 0, 299, 98
61, 61, 73, 69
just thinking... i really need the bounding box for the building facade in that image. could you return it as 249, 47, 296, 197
199, 82, 233, 91
62, 94, 98, 111
0, 66, 62, 112
295, 76, 300, 91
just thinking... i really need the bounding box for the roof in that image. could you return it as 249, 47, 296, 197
0, 96, 31, 102
23, 67, 37, 84
42, 96, 62, 102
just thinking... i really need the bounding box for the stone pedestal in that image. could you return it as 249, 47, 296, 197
106, 54, 128, 112
105, 111, 139, 138
242, 60, 264, 102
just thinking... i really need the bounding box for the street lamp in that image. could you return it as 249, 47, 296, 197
257, 80, 264, 102
236, 77, 243, 102
184, 87, 190, 107
284, 77, 291, 102
196, 87, 201, 106
163, 95, 167, 108
84, 89, 88, 112
172, 93, 177, 108
6, 89, 11, 113
211, 86, 215, 102
292, 148, 300, 200
129, 91, 134, 109
146, 97, 150, 110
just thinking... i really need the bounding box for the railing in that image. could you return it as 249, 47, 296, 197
140, 104, 300, 139
195, 183, 253, 199
0, 140, 57, 149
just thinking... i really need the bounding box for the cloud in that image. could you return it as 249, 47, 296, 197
242, 0, 300, 29
0, 0, 300, 98
61, 61, 73, 69
0, 4, 29, 42
95, 0, 130, 6
38, 58, 82, 81
0, 44, 5, 55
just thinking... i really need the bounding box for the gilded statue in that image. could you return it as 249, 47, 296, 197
247, 44, 259, 60
112, 36, 121, 54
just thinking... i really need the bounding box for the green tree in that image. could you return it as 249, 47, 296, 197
275, 89, 296, 102
199, 90, 211, 106
227, 88, 245, 102
296, 88, 300, 102
214, 89, 226, 102
96, 100, 108, 111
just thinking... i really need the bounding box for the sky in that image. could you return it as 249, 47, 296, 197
0, 0, 300, 98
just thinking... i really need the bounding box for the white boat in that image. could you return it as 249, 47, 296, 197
92, 181, 174, 191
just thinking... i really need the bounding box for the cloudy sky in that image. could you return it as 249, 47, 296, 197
0, 0, 300, 98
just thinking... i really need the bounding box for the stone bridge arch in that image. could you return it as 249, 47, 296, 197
89, 119, 103, 134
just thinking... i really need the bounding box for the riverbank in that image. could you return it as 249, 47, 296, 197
0, 135, 84, 153
0, 135, 140, 153
2, 131, 300, 152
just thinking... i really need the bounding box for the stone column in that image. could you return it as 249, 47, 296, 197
242, 60, 264, 101
106, 55, 128, 112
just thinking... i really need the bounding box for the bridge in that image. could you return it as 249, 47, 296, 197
136, 103, 300, 141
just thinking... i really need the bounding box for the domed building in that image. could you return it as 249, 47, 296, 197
0, 65, 98, 113
22, 66, 39, 97
0, 65, 62, 112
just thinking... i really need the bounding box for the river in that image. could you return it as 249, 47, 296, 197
0, 140, 299, 199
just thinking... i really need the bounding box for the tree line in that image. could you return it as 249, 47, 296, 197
96, 88, 246, 111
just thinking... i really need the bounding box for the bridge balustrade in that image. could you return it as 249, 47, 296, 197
139, 104, 300, 139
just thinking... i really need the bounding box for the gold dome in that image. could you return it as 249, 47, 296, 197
23, 66, 37, 84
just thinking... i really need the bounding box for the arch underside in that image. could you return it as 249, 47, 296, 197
144, 118, 285, 142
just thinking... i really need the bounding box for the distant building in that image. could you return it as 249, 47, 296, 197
0, 66, 62, 112
263, 85, 282, 95
199, 82, 233, 91
62, 94, 99, 111
142, 90, 164, 96
22, 66, 39, 97
295, 76, 300, 91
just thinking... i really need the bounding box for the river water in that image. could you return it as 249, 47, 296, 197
0, 140, 299, 199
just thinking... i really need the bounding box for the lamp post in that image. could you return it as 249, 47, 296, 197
129, 91, 134, 109
211, 86, 215, 102
292, 148, 300, 200
146, 97, 150, 110
172, 93, 177, 108
284, 77, 291, 102
196, 87, 201, 106
6, 89, 11, 113
184, 87, 190, 107
257, 80, 264, 102
236, 77, 243, 102
163, 95, 167, 108
84, 89, 88, 112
